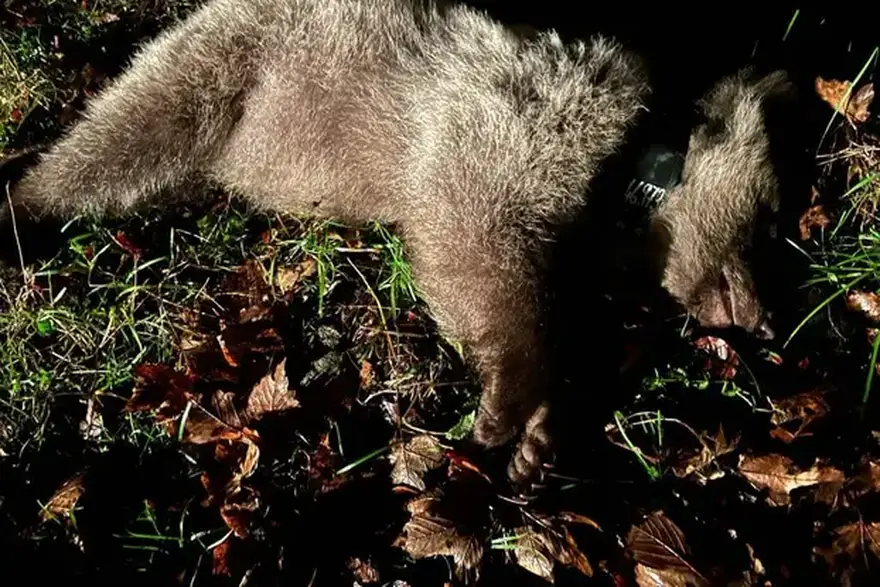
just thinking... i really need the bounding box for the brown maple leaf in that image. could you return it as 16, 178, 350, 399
389, 434, 447, 491
815, 77, 875, 125
394, 486, 488, 582
847, 290, 880, 324
41, 472, 86, 521
671, 425, 739, 482
799, 204, 832, 240
201, 437, 260, 505
164, 405, 248, 445
243, 359, 299, 422
125, 364, 198, 420
769, 389, 830, 444
275, 258, 317, 294
738, 453, 844, 505
848, 460, 880, 498
815, 520, 880, 570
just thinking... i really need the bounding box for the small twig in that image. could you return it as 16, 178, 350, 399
5, 181, 29, 286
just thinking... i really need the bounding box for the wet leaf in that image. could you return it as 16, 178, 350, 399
799, 204, 832, 240
815, 78, 875, 124
41, 472, 85, 521
847, 290, 880, 324
394, 489, 486, 581
390, 434, 447, 491
626, 511, 709, 587
737, 454, 844, 506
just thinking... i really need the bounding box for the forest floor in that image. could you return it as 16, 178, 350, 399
1, 2, 879, 586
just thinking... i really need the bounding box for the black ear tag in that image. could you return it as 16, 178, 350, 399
619, 144, 685, 235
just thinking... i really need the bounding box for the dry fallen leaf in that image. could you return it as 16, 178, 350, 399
359, 360, 376, 390
846, 290, 880, 324
512, 519, 595, 583
671, 425, 738, 482
220, 259, 273, 311
555, 525, 594, 578
220, 493, 258, 538
513, 528, 557, 583
185, 360, 297, 439
114, 230, 144, 259
799, 204, 832, 240
769, 390, 830, 444
125, 364, 198, 419
212, 540, 233, 577
394, 489, 485, 581
41, 472, 86, 521
738, 454, 844, 506
275, 258, 317, 294
347, 557, 381, 584
815, 521, 880, 569
736, 543, 767, 586
167, 406, 247, 445
805, 459, 880, 509
390, 435, 447, 491
626, 511, 709, 587
243, 359, 299, 421
634, 563, 704, 587
815, 77, 875, 125
217, 323, 285, 368
848, 460, 880, 498
201, 437, 261, 505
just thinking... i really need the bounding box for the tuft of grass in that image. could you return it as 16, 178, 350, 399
373, 221, 419, 316
0, 31, 54, 147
